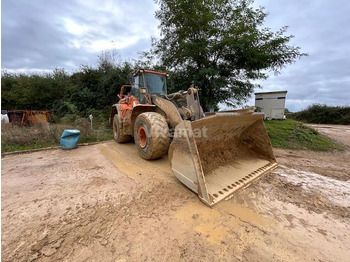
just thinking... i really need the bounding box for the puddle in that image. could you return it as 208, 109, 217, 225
194, 223, 229, 244
175, 200, 271, 245
219, 202, 269, 227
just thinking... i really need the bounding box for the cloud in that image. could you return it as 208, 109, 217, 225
1, 0, 158, 71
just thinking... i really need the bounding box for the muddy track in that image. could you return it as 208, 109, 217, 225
2, 129, 350, 261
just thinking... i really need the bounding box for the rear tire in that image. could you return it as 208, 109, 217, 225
113, 114, 131, 143
134, 112, 170, 160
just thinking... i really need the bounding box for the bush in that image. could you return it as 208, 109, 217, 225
289, 104, 350, 125
1, 61, 133, 119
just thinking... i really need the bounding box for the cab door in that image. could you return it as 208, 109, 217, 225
131, 75, 146, 103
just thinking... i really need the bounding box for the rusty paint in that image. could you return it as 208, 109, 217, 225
134, 69, 168, 77
7, 110, 53, 126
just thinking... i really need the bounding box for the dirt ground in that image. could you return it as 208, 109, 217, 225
306, 124, 350, 147
2, 125, 350, 261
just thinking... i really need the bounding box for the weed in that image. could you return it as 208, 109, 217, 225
1, 117, 113, 153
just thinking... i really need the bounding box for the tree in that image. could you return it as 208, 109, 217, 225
149, 0, 307, 111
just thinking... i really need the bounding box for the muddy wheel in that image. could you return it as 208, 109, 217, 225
113, 114, 131, 143
134, 112, 170, 160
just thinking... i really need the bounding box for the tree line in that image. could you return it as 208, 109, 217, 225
289, 104, 350, 125
1, 58, 134, 119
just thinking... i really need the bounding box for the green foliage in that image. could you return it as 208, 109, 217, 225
265, 119, 344, 151
1, 71, 65, 110
1, 57, 134, 118
289, 104, 350, 125
145, 0, 306, 110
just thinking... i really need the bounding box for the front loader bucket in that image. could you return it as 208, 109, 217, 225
169, 112, 278, 206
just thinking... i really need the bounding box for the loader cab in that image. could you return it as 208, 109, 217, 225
132, 69, 168, 103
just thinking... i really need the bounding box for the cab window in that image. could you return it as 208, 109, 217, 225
144, 73, 167, 95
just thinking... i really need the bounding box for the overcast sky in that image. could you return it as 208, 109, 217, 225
2, 0, 350, 111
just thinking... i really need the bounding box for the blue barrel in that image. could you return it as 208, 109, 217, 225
60, 129, 81, 149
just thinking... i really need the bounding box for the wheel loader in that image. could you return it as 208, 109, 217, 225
111, 69, 278, 206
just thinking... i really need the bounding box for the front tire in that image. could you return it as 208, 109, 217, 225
113, 114, 131, 143
134, 112, 170, 160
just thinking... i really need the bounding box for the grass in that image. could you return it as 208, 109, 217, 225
1, 118, 114, 154
1, 142, 60, 153
264, 119, 345, 151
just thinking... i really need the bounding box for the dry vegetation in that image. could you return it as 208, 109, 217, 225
1, 118, 113, 153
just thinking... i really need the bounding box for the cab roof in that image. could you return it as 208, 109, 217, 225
134, 69, 168, 77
